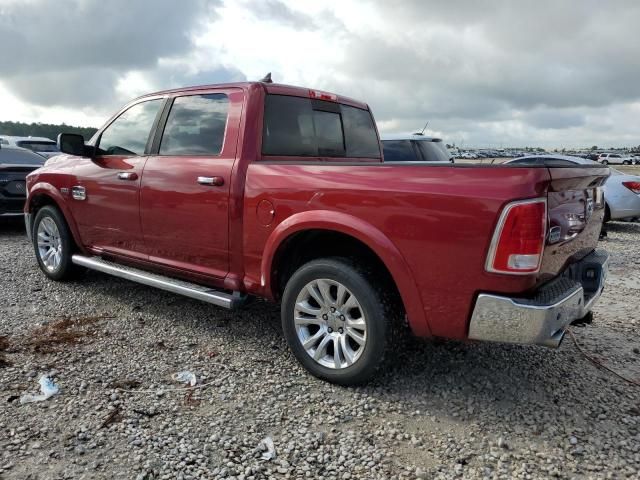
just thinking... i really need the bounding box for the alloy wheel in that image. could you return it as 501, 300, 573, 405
37, 217, 63, 272
294, 278, 367, 369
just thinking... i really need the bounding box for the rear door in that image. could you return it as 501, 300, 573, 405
71, 98, 164, 258
139, 89, 243, 278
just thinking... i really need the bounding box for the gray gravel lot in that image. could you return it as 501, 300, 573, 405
1, 217, 639, 479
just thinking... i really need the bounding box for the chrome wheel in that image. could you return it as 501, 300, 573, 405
294, 279, 367, 369
37, 217, 62, 272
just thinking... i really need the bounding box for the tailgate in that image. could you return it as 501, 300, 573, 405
539, 164, 610, 280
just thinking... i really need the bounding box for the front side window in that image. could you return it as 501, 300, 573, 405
98, 99, 163, 156
382, 140, 418, 162
160, 94, 229, 155
262, 94, 380, 158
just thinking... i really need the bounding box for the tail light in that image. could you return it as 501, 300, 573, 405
486, 198, 547, 274
622, 181, 640, 194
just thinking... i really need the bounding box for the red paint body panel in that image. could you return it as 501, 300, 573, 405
24, 81, 608, 342
139, 88, 245, 279
71, 154, 147, 259
243, 163, 551, 338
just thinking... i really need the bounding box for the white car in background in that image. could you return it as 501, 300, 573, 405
506, 154, 640, 221
598, 152, 634, 165
380, 134, 454, 162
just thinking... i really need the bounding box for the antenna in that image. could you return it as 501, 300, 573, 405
412, 121, 429, 136
259, 72, 273, 83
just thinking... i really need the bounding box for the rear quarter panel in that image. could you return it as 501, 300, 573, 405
243, 163, 551, 339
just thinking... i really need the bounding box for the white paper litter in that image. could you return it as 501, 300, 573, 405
172, 371, 197, 387
258, 436, 276, 460
20, 375, 60, 404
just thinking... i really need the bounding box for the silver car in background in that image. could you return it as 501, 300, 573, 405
506, 154, 640, 221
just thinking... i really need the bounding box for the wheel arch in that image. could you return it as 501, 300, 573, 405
27, 184, 85, 252
261, 211, 430, 336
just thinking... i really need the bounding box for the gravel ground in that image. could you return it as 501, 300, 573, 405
0, 217, 639, 480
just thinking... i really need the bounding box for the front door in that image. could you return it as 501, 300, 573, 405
140, 90, 242, 278
70, 98, 164, 259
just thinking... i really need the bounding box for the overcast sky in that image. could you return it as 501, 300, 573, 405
1, 0, 640, 148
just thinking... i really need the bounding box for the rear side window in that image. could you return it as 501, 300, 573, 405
160, 94, 229, 155
262, 95, 380, 158
382, 140, 418, 162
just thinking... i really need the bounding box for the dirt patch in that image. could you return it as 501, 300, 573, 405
25, 315, 109, 353
1, 315, 111, 360
0, 335, 11, 367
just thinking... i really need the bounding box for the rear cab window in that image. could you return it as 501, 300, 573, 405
262, 94, 380, 159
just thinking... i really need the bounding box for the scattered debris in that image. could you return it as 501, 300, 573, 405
183, 389, 201, 407
109, 379, 142, 390
258, 436, 276, 460
100, 407, 123, 428
133, 408, 161, 418
172, 371, 197, 387
20, 375, 60, 404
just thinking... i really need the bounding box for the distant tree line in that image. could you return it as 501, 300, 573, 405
0, 121, 98, 141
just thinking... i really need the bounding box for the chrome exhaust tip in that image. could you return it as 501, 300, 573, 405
540, 329, 566, 349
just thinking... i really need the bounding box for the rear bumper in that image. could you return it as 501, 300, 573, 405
468, 249, 609, 348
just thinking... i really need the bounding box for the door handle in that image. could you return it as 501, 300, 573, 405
117, 172, 138, 181
197, 176, 224, 186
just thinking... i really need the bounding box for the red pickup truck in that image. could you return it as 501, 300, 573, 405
24, 81, 609, 384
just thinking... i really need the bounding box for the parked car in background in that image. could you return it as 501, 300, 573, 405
506, 154, 640, 221
24, 81, 609, 384
0, 145, 46, 217
598, 152, 633, 165
380, 134, 453, 162
0, 136, 60, 159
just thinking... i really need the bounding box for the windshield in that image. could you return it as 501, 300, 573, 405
415, 140, 452, 162
17, 141, 58, 153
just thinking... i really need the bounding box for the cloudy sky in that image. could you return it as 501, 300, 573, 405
1, 0, 640, 148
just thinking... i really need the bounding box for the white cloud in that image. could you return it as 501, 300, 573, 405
1, 0, 639, 148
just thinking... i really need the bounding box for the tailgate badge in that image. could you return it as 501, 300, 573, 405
586, 198, 594, 219
548, 226, 561, 244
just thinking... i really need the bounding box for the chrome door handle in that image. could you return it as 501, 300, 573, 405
197, 176, 224, 186
117, 172, 138, 181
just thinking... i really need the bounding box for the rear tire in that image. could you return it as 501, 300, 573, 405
32, 206, 83, 281
601, 159, 608, 165
281, 257, 393, 385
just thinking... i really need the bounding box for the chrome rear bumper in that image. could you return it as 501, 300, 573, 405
468, 249, 609, 348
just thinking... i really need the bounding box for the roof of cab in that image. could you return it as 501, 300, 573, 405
136, 82, 370, 110
380, 133, 442, 141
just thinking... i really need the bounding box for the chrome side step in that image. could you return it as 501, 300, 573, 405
71, 255, 246, 309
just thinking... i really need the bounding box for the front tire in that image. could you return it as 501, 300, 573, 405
281, 258, 392, 385
32, 206, 82, 281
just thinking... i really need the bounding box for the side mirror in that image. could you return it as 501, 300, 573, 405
57, 133, 91, 156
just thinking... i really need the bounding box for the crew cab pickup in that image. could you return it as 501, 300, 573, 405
24, 81, 610, 384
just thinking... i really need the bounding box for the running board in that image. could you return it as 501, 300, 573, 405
71, 255, 246, 309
